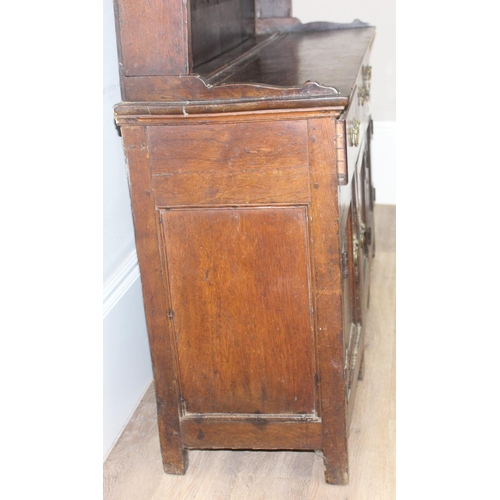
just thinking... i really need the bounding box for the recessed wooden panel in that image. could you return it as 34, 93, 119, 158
190, 0, 255, 68
148, 121, 309, 176
161, 207, 315, 415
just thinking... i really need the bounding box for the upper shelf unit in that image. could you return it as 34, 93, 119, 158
113, 0, 375, 112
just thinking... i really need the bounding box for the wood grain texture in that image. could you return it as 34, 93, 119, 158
121, 126, 187, 474
148, 121, 309, 176
190, 0, 255, 68
149, 120, 311, 206
112, 0, 380, 486
307, 117, 348, 484
118, 112, 375, 483
181, 419, 322, 449
113, 105, 344, 124
103, 204, 396, 500
161, 207, 316, 415
121, 75, 344, 103
152, 166, 310, 206
201, 28, 374, 95
115, 0, 190, 76
117, 27, 375, 105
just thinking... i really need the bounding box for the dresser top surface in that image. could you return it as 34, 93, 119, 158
195, 27, 375, 99
115, 25, 375, 117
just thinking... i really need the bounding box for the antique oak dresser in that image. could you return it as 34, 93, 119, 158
113, 0, 376, 485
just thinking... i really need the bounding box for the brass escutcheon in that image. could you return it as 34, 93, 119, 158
358, 85, 370, 106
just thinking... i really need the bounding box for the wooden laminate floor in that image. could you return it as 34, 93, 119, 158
104, 204, 396, 500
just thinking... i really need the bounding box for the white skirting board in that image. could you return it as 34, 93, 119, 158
370, 120, 397, 205
103, 255, 153, 459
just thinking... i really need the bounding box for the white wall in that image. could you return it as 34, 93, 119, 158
103, 0, 153, 458
103, 0, 136, 282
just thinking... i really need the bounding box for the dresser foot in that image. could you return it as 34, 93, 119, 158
322, 452, 349, 485
161, 447, 188, 475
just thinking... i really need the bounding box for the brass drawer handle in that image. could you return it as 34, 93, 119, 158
362, 65, 372, 83
358, 85, 370, 106
353, 237, 359, 267
360, 65, 372, 105
350, 119, 360, 147
359, 221, 366, 247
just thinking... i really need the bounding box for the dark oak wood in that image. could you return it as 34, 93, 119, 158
198, 28, 374, 94
190, 0, 255, 68
120, 74, 346, 106
114, 0, 191, 76
149, 120, 310, 206
148, 120, 309, 175
113, 0, 376, 485
181, 419, 323, 450
119, 28, 374, 103
161, 207, 316, 415
307, 117, 349, 484
120, 126, 187, 474
152, 166, 310, 206
113, 102, 345, 119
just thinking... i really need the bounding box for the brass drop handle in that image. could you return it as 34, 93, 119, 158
358, 85, 370, 105
353, 237, 359, 267
362, 65, 372, 83
350, 119, 360, 147
359, 221, 366, 247
360, 65, 372, 105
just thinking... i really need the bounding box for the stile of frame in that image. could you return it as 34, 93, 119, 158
120, 126, 187, 474
307, 117, 349, 485
114, 0, 191, 77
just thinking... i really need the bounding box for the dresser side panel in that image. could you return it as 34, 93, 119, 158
161, 206, 316, 415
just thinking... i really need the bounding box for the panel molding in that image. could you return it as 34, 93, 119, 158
161, 205, 316, 415
103, 250, 141, 318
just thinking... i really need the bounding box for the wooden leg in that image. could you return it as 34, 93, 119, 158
156, 395, 188, 475
322, 447, 349, 485
161, 447, 188, 475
